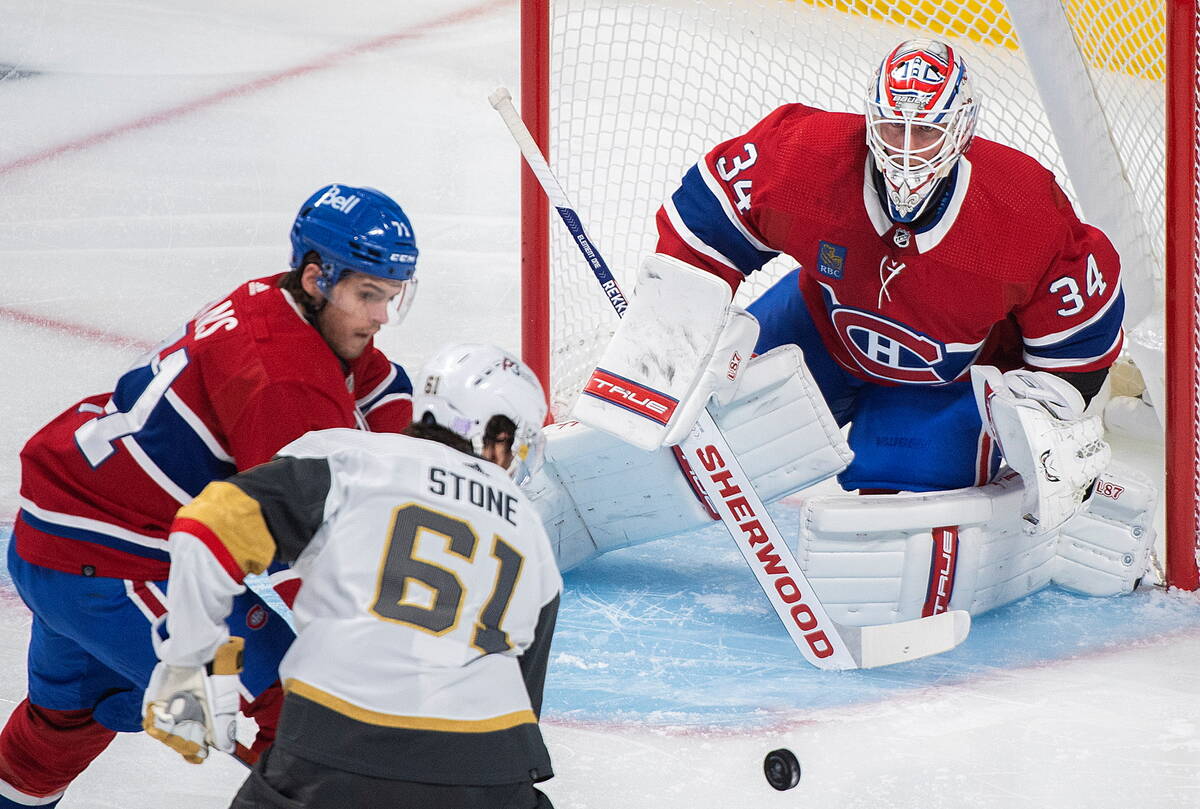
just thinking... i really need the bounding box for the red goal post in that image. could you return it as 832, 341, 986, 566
520, 0, 1200, 589
1166, 0, 1200, 590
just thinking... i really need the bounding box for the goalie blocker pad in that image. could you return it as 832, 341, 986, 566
571, 253, 759, 451
795, 464, 1156, 626
528, 345, 852, 571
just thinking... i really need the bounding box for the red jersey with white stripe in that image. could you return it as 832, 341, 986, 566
15, 274, 413, 581
656, 104, 1124, 386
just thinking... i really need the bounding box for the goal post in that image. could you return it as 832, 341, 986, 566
518, 0, 1200, 589
1165, 0, 1200, 590
520, 0, 551, 396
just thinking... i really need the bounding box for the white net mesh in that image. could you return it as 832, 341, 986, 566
542, 0, 1165, 417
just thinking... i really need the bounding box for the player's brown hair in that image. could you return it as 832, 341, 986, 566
403, 419, 476, 457
277, 251, 325, 314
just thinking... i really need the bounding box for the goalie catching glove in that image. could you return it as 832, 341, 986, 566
972, 365, 1110, 535
143, 636, 244, 764
571, 253, 759, 450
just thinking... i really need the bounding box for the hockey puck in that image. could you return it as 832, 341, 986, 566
763, 748, 801, 791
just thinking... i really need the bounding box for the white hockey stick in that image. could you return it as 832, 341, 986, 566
490, 87, 969, 669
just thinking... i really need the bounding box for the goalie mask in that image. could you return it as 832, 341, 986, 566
866, 39, 979, 223
413, 343, 548, 485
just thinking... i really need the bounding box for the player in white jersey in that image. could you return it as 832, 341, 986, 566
143, 343, 561, 809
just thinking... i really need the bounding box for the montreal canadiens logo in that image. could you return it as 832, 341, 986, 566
886, 41, 952, 107
246, 604, 269, 630
889, 53, 947, 94
830, 308, 954, 384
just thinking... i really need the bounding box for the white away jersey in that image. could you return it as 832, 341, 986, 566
161, 427, 562, 783
276, 428, 561, 728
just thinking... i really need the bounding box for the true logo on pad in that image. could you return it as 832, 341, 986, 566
583, 368, 677, 425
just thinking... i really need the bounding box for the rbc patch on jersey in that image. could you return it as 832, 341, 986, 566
817, 241, 847, 279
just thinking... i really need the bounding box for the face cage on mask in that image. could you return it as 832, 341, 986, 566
866, 100, 976, 218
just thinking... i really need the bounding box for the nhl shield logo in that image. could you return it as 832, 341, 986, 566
893, 228, 911, 248
817, 241, 847, 279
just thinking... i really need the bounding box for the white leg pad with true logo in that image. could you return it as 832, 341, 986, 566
529, 346, 852, 571
570, 253, 760, 451
797, 464, 1156, 626
1052, 464, 1157, 596
797, 472, 1057, 626
972, 366, 1111, 535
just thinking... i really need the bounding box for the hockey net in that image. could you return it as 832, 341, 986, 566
518, 0, 1200, 588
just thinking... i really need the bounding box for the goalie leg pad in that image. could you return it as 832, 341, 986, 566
707, 345, 853, 490
797, 472, 1057, 626
570, 253, 759, 451
528, 346, 851, 571
524, 421, 708, 571
1052, 464, 1157, 596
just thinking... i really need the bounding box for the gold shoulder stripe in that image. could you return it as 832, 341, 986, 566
285, 679, 537, 733
177, 481, 276, 576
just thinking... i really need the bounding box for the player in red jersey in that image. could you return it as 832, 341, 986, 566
648, 37, 1123, 493
0, 183, 419, 808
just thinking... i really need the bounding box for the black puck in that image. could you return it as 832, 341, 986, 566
763, 748, 801, 791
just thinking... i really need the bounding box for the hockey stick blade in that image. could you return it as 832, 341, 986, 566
842, 609, 971, 669
678, 410, 968, 669
490, 86, 972, 670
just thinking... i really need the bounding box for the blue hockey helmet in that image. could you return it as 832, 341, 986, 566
289, 183, 419, 295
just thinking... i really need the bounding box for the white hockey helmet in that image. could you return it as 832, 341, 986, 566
413, 343, 548, 485
866, 38, 979, 222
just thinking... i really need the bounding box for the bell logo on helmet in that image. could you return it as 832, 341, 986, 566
312, 185, 361, 214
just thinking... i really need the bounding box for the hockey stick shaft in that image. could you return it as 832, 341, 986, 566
489, 87, 969, 669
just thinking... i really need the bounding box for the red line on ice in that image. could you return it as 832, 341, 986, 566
0, 0, 510, 345
0, 0, 510, 177
0, 305, 155, 351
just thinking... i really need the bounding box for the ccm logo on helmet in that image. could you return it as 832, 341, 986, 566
694, 444, 835, 660
312, 186, 361, 214
582, 368, 677, 425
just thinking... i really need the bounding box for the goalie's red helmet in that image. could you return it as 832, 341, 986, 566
866, 39, 979, 222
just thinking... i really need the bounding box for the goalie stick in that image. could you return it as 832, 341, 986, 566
489, 87, 969, 669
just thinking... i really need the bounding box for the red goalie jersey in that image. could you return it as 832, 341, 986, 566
656, 104, 1124, 387
15, 273, 414, 581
